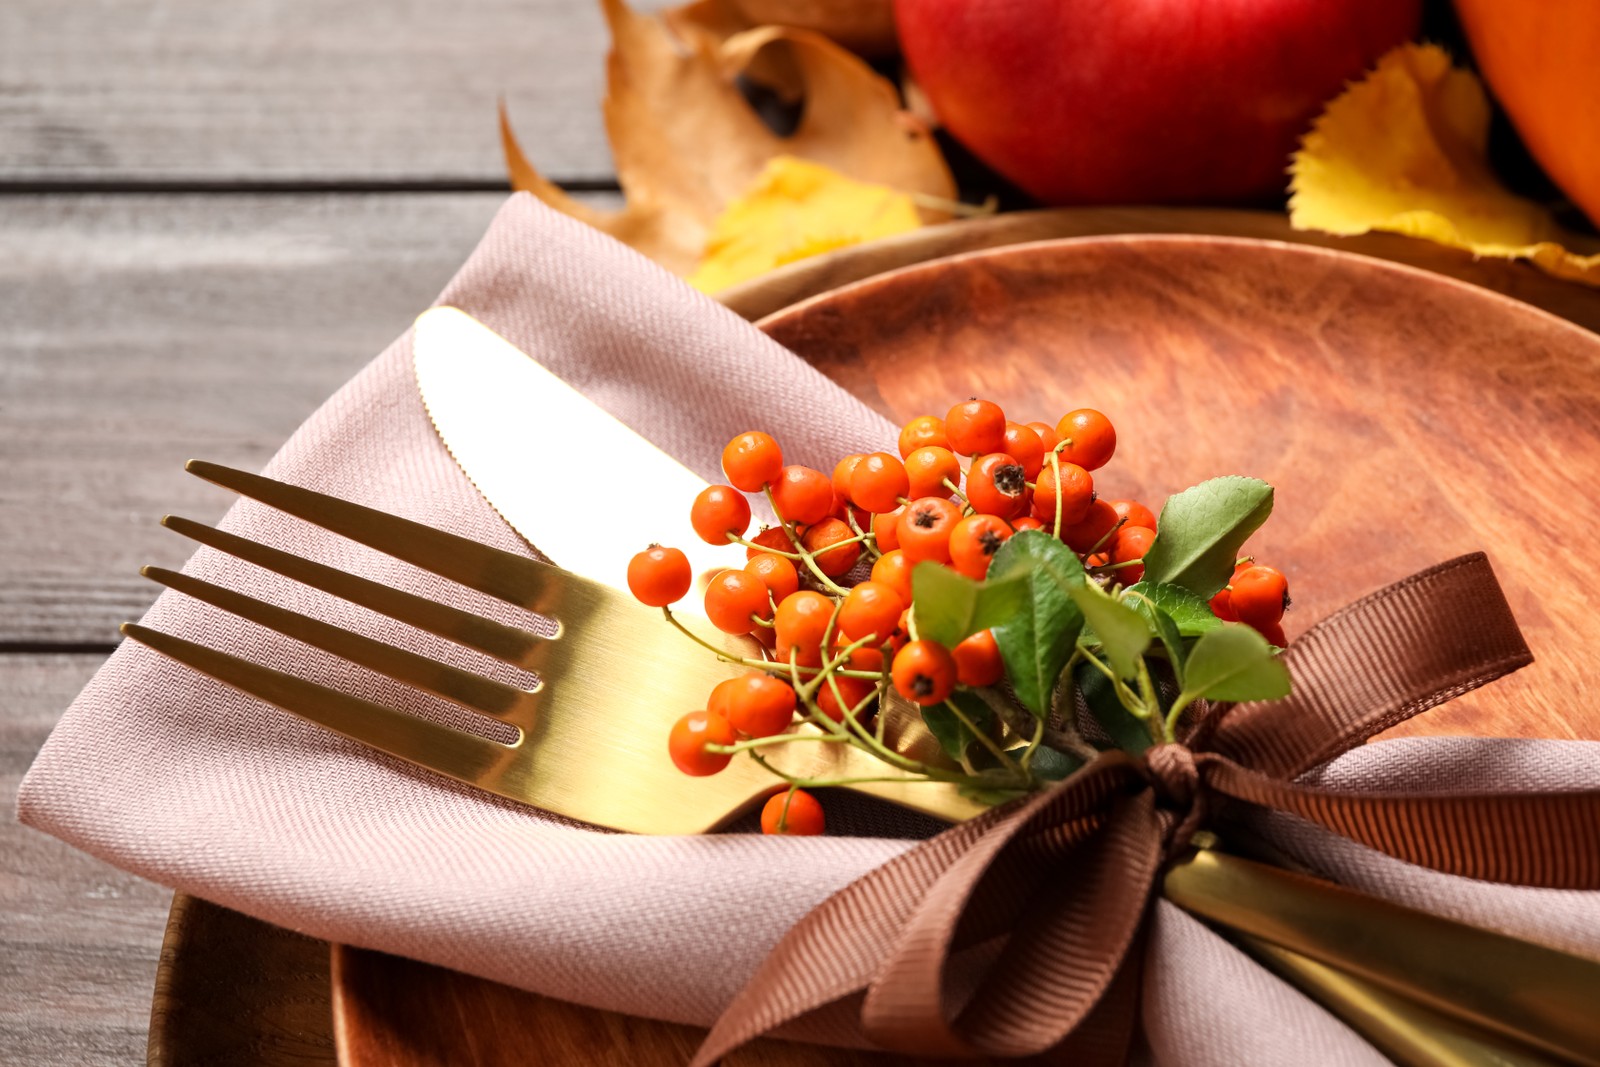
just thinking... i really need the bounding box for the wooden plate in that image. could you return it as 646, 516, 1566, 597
150, 230, 1600, 1065
335, 235, 1600, 1064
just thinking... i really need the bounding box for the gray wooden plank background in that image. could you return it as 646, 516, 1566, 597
0, 0, 670, 186
1, 0, 638, 1048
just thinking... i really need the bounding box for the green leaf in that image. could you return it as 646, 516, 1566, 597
1140, 477, 1274, 598
958, 784, 1028, 806
1075, 661, 1153, 755
911, 562, 1028, 649
1067, 581, 1150, 680
1180, 624, 1292, 704
1123, 582, 1225, 637
1126, 595, 1187, 689
985, 530, 1086, 717
920, 691, 994, 763
1027, 745, 1085, 782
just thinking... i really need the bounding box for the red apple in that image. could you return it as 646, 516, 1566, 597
895, 0, 1422, 204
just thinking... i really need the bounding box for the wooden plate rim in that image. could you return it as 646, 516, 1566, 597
754, 231, 1600, 347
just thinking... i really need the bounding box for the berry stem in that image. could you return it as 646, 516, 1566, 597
843, 509, 882, 560
1087, 515, 1127, 557
1078, 647, 1149, 722
763, 486, 849, 596
1048, 450, 1064, 540
705, 733, 850, 755
727, 535, 805, 560
943, 697, 1023, 778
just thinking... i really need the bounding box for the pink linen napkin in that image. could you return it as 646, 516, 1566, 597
18, 195, 1600, 1064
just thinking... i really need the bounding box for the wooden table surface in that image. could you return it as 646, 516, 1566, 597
5, 3, 1600, 1065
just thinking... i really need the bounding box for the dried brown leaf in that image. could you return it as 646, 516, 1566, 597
501, 0, 953, 278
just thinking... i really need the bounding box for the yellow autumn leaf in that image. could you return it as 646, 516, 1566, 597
686, 155, 922, 292
501, 0, 953, 279
1290, 43, 1600, 286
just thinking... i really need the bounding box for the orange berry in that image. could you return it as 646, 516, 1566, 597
953, 629, 1004, 687
834, 641, 886, 675
1033, 461, 1095, 526
1256, 620, 1289, 648
706, 676, 741, 722
872, 507, 903, 553
744, 525, 796, 561
761, 789, 825, 835
725, 673, 798, 738
1012, 516, 1044, 532
1109, 525, 1156, 583
892, 640, 958, 706
1110, 499, 1158, 531
896, 497, 963, 564
830, 453, 865, 504
775, 590, 835, 656
1209, 588, 1239, 622
1002, 422, 1046, 479
1054, 409, 1116, 471
945, 398, 1007, 456
815, 674, 877, 722
771, 465, 835, 525
904, 445, 961, 499
744, 552, 799, 602
1027, 421, 1059, 452
871, 549, 914, 604
722, 432, 783, 492
1060, 498, 1122, 553
802, 518, 862, 577
898, 415, 947, 457
668, 711, 736, 776
837, 580, 906, 643
703, 570, 771, 634
850, 452, 910, 513
690, 485, 751, 545
1231, 566, 1289, 628
965, 452, 1028, 519
626, 545, 692, 607
949, 513, 1014, 581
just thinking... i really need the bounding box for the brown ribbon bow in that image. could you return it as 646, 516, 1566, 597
691, 553, 1600, 1064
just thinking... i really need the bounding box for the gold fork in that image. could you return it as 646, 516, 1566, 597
124, 461, 985, 834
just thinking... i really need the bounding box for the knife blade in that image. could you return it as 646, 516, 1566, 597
412, 306, 728, 592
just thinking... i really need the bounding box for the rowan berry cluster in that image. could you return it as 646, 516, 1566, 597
629, 398, 1291, 836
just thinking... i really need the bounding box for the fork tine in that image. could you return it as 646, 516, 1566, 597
160, 515, 550, 672
185, 460, 582, 617
121, 622, 513, 781
143, 567, 541, 724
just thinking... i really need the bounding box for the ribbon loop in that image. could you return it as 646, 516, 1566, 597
691, 555, 1584, 1065
1211, 553, 1531, 778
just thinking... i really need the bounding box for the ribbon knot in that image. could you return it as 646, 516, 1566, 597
1139, 742, 1199, 811
1140, 743, 1204, 856
690, 554, 1600, 1065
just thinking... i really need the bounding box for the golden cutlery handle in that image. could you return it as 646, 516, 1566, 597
1162, 848, 1600, 1067
1235, 933, 1566, 1067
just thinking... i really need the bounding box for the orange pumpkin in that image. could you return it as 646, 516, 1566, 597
1455, 0, 1600, 227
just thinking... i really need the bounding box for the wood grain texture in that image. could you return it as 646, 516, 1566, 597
1, 655, 172, 1066
719, 206, 1600, 333
332, 946, 944, 1067
149, 896, 335, 1066
0, 0, 666, 185
0, 192, 623, 647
